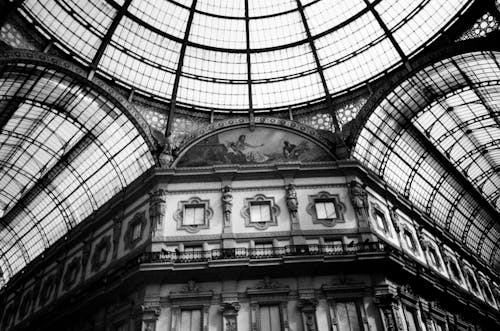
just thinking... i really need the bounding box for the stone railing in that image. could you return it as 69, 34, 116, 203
138, 242, 388, 264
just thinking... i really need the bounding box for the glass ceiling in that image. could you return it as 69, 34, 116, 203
353, 51, 500, 270
0, 60, 155, 287
19, 0, 472, 112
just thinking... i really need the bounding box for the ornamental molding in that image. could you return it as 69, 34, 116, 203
124, 211, 147, 250
90, 235, 112, 273
62, 256, 81, 291
241, 194, 280, 230
169, 280, 214, 302
173, 197, 213, 233
39, 274, 56, 305
306, 191, 346, 227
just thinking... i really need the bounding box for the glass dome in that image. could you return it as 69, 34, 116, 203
20, 0, 472, 112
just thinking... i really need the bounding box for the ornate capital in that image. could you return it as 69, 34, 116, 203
219, 302, 241, 315
297, 298, 319, 312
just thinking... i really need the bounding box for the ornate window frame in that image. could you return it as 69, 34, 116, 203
306, 191, 345, 227
400, 223, 419, 254
246, 277, 290, 331
479, 277, 495, 305
173, 197, 213, 233
18, 290, 33, 320
464, 267, 480, 295
91, 235, 111, 273
443, 254, 463, 284
124, 211, 147, 250
62, 256, 81, 291
169, 281, 213, 331
369, 202, 391, 236
39, 274, 56, 305
241, 194, 280, 230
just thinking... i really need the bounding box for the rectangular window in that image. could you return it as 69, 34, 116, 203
180, 309, 202, 331
374, 209, 387, 232
315, 201, 337, 219
335, 301, 363, 331
183, 205, 205, 225
403, 307, 420, 331
250, 202, 271, 223
433, 321, 445, 331
259, 305, 281, 331
131, 222, 142, 241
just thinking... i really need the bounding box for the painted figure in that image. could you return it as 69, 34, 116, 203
227, 135, 269, 163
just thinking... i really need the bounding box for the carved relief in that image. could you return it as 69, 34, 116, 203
306, 191, 346, 227
91, 235, 111, 273
389, 207, 401, 233
182, 280, 200, 293
285, 184, 298, 221
219, 302, 240, 331
221, 185, 233, 227
148, 189, 167, 235
124, 211, 147, 250
349, 180, 369, 225
173, 197, 213, 233
241, 194, 280, 230
62, 256, 81, 291
257, 276, 280, 289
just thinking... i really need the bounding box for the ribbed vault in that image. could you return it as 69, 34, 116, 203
353, 51, 500, 270
17, 0, 472, 112
0, 52, 155, 286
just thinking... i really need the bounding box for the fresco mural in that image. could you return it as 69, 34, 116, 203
176, 127, 333, 167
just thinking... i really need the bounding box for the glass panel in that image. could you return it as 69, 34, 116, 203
193, 207, 205, 225
335, 302, 351, 331
260, 305, 281, 331
132, 223, 142, 240
346, 302, 362, 331
184, 207, 195, 225
403, 308, 419, 331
